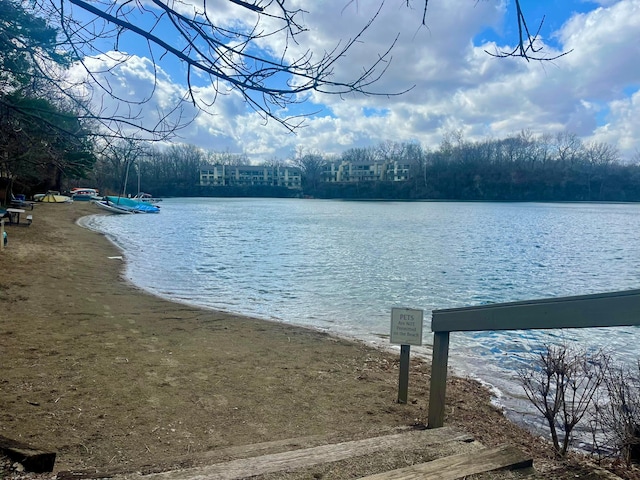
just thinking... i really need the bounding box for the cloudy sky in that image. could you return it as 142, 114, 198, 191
71, 0, 640, 162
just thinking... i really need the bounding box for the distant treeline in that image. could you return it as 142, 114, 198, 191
307, 162, 640, 201
297, 131, 640, 202
83, 131, 640, 202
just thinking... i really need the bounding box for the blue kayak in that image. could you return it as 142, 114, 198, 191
104, 196, 161, 213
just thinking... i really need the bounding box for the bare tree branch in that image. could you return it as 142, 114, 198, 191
485, 0, 573, 62
5, 0, 570, 144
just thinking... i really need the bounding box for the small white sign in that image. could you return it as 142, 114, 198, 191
390, 308, 424, 345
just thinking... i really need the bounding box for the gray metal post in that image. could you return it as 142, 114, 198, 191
428, 331, 450, 428
397, 344, 410, 404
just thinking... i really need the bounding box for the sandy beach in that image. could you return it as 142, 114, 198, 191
0, 202, 605, 478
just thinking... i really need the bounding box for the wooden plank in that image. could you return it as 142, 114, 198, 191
0, 435, 56, 473
431, 289, 640, 333
57, 435, 330, 479
120, 427, 474, 480
358, 444, 532, 480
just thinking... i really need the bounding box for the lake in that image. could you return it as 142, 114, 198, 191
82, 198, 640, 431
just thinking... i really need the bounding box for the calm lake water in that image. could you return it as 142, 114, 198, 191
82, 198, 640, 430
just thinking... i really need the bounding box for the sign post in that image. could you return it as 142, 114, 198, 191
390, 307, 423, 404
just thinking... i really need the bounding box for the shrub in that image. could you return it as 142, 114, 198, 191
592, 361, 640, 466
518, 343, 609, 457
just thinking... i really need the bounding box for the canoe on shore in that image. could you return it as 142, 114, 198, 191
92, 200, 134, 214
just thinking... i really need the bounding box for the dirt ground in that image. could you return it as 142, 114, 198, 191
0, 201, 635, 479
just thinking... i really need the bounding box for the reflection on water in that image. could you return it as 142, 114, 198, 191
82, 198, 640, 428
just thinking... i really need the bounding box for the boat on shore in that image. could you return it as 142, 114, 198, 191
98, 158, 161, 214
70, 188, 101, 201
132, 192, 161, 203
94, 196, 160, 214
93, 199, 134, 214
34, 191, 73, 203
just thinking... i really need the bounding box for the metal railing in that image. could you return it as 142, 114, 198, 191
427, 289, 640, 428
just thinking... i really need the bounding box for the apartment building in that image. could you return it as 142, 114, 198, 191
322, 160, 412, 183
199, 165, 302, 189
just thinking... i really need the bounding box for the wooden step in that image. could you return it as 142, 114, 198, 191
114, 426, 474, 480
357, 444, 533, 480
0, 435, 56, 473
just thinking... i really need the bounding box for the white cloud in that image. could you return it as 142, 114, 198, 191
67, 52, 196, 136
559, 0, 640, 97
73, 0, 640, 161
589, 89, 640, 154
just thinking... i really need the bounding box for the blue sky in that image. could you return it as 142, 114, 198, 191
68, 0, 640, 162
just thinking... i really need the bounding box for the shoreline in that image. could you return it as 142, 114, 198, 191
78, 211, 416, 360
1, 202, 563, 476
80, 210, 531, 434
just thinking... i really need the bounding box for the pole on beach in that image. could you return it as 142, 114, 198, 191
390, 308, 424, 405
397, 344, 410, 403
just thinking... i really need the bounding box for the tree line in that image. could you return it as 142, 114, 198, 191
76, 129, 639, 203
293, 131, 640, 202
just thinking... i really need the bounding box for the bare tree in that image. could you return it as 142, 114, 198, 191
341, 146, 377, 164
552, 132, 585, 166
374, 141, 404, 162
293, 147, 326, 190
94, 137, 148, 195
262, 157, 287, 168
584, 142, 620, 167
205, 150, 249, 166
519, 343, 609, 457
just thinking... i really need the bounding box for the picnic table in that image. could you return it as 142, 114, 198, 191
5, 208, 31, 226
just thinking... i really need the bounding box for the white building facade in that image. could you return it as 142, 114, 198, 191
321, 160, 412, 183
199, 165, 302, 189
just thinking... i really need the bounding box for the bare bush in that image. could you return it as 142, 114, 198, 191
592, 361, 640, 465
519, 343, 609, 457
